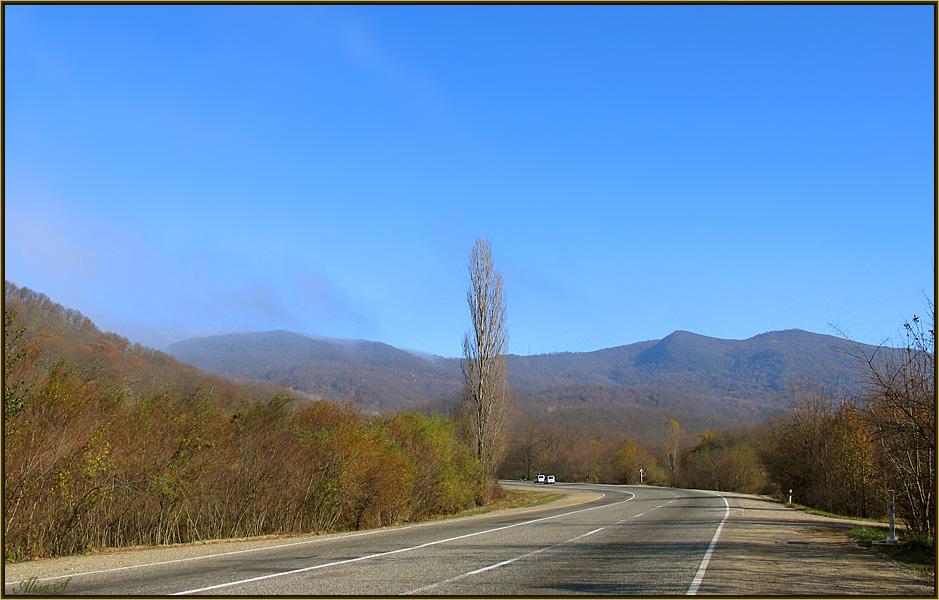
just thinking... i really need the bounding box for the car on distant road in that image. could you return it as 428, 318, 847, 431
546, 475, 556, 484
536, 474, 546, 483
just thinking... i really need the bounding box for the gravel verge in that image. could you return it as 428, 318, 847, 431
698, 492, 935, 595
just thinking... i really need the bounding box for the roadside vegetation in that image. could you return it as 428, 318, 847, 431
849, 526, 935, 576
3, 283, 494, 562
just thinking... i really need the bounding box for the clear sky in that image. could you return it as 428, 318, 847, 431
4, 4, 935, 358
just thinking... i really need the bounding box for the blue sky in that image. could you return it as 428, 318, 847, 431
4, 4, 935, 358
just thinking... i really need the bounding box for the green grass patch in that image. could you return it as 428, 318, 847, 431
786, 503, 887, 523
849, 525, 892, 545
501, 489, 564, 509
455, 489, 563, 518
849, 526, 935, 577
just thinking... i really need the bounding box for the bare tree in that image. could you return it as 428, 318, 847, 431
841, 299, 935, 538
764, 378, 843, 511
460, 238, 509, 475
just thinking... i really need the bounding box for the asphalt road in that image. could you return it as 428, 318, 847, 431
4, 483, 738, 595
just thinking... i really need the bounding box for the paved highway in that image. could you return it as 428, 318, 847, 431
5, 483, 736, 595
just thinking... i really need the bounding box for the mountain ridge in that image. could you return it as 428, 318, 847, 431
167, 327, 873, 423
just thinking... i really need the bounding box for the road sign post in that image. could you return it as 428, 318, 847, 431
639, 468, 645, 484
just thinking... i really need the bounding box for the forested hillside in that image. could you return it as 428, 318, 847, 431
169, 330, 460, 412
3, 282, 491, 561
170, 327, 872, 424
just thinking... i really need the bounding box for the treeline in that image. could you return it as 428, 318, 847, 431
3, 283, 490, 561
498, 422, 670, 485
498, 415, 764, 492
496, 393, 744, 485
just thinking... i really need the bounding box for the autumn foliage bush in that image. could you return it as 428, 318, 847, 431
678, 429, 771, 495
3, 283, 491, 561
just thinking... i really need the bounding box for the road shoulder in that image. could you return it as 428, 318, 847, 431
699, 492, 935, 595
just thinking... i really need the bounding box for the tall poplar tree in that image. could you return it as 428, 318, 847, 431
460, 238, 509, 475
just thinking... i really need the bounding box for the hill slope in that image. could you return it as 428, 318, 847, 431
4, 281, 290, 412
168, 331, 460, 412
168, 327, 873, 423
507, 329, 866, 408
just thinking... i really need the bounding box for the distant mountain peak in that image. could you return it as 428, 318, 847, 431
660, 330, 724, 343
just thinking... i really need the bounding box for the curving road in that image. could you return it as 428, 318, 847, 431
5, 482, 931, 595
4, 483, 732, 595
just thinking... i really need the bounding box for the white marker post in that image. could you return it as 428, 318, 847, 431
874, 490, 899, 546
885, 490, 899, 544
639, 468, 645, 484
788, 489, 792, 504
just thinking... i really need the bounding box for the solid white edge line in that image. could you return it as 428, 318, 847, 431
172, 492, 635, 595
686, 493, 730, 595
11, 526, 402, 585
18, 483, 603, 586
